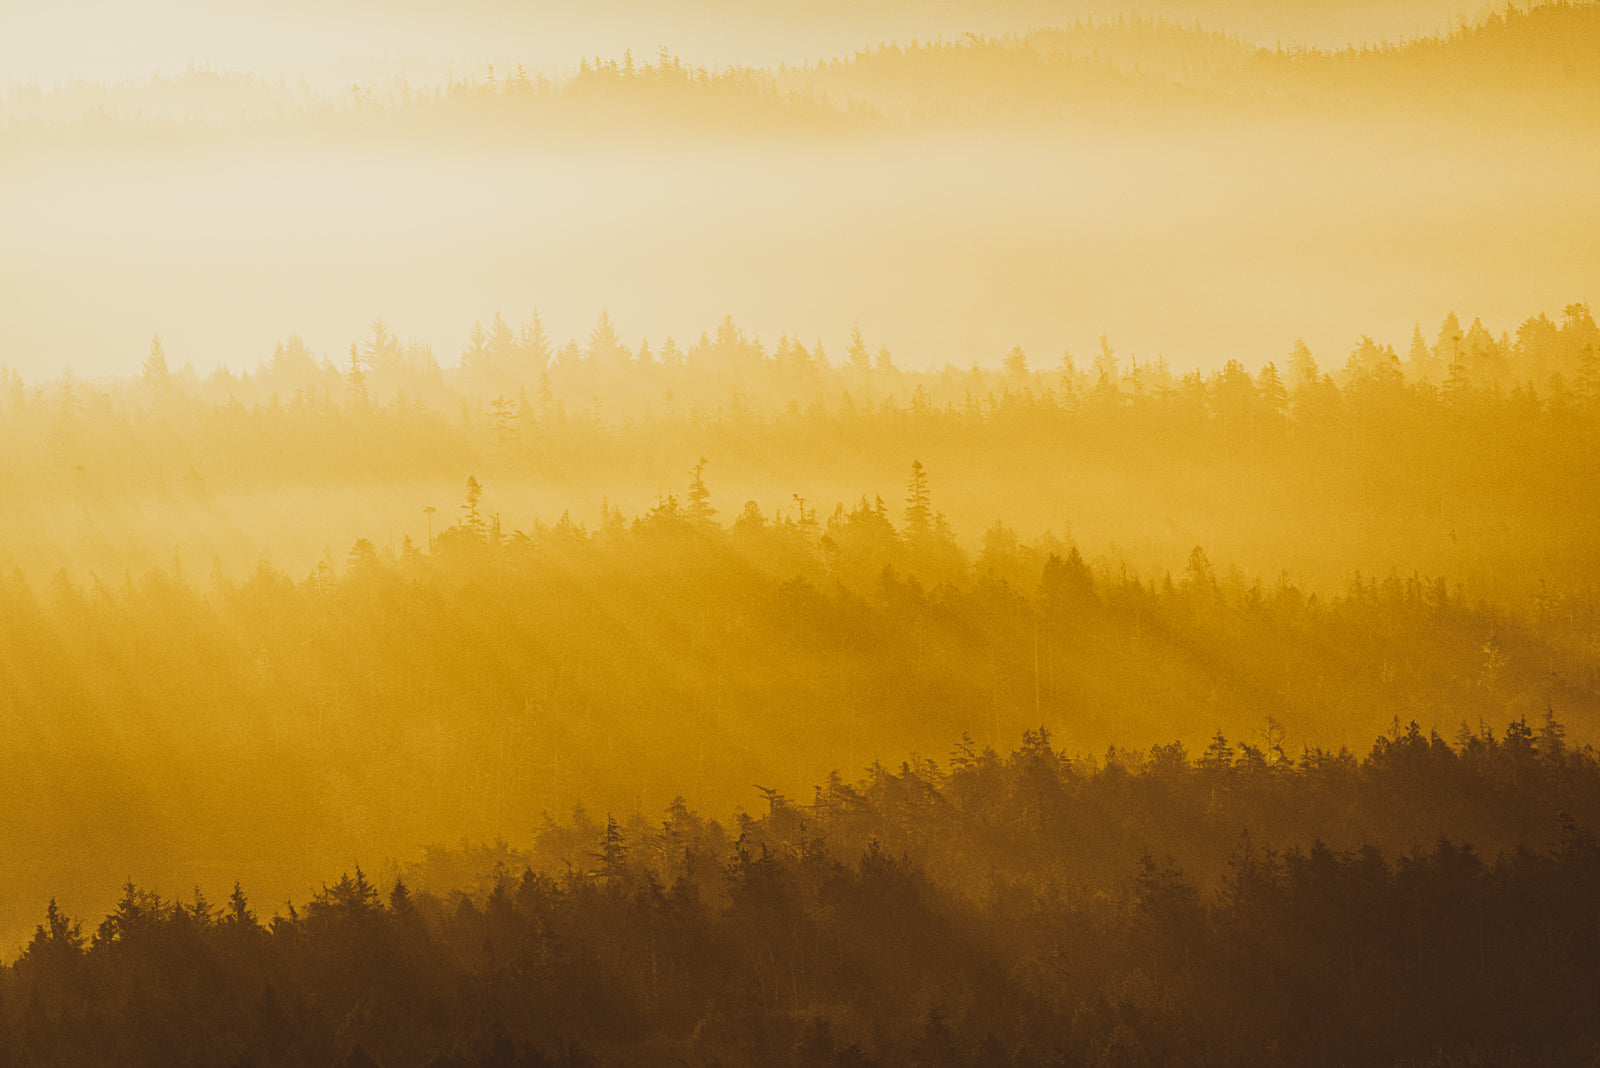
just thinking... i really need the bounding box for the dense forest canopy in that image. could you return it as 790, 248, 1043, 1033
5, 723, 1600, 1065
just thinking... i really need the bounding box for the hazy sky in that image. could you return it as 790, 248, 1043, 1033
4, 120, 1596, 382
4, 0, 1592, 383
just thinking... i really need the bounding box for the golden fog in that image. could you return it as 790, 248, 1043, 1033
1, 0, 1598, 1016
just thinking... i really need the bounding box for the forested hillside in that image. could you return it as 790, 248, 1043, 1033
7, 0, 1600, 1062
6, 724, 1599, 1065
788, 2, 1600, 120
11, 2, 1598, 142
3, 296, 1600, 962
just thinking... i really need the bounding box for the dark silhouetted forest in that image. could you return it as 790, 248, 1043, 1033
5, 723, 1599, 1065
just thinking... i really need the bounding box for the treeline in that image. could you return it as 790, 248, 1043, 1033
3, 302, 1598, 592
0, 50, 876, 150
6, 724, 1600, 1066
795, 2, 1600, 120
7, 1, 1596, 144
11, 301, 1596, 446
6, 303, 1599, 480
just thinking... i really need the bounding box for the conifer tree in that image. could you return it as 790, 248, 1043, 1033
142, 332, 171, 389
520, 310, 552, 371
1406, 323, 1433, 380
462, 475, 485, 536
589, 309, 628, 368
846, 325, 872, 374
1256, 361, 1288, 417
904, 460, 932, 541
487, 311, 518, 368
462, 321, 489, 373
687, 457, 716, 529
1287, 338, 1319, 393
347, 342, 368, 406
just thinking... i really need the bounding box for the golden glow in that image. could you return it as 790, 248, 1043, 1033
1, 0, 1598, 1018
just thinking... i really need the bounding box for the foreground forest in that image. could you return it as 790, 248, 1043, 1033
6, 723, 1599, 1065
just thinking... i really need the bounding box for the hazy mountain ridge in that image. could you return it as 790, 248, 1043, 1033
6, 1, 1596, 143
789, 2, 1600, 121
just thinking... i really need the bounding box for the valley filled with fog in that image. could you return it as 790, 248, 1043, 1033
3, 5, 1600, 1065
